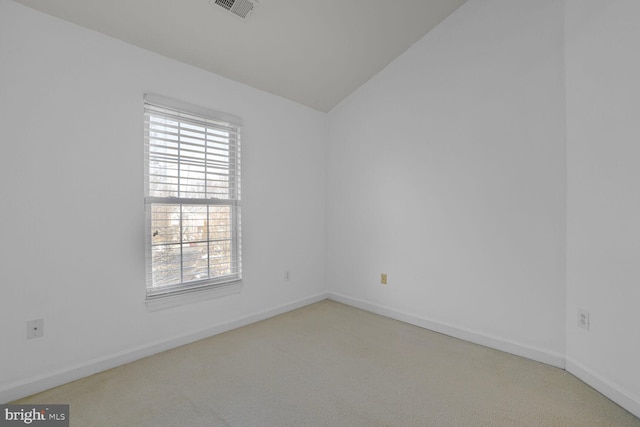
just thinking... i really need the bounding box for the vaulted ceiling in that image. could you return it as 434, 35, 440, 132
14, 0, 468, 112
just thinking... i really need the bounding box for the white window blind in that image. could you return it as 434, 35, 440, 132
144, 94, 242, 301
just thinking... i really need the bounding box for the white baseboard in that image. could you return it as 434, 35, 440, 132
327, 292, 566, 369
566, 357, 640, 419
0, 293, 327, 404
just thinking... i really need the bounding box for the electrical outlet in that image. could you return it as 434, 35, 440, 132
284, 270, 291, 282
381, 273, 387, 285
578, 309, 590, 330
27, 319, 44, 339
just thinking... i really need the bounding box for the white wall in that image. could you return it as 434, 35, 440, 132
327, 0, 567, 365
565, 0, 640, 416
0, 0, 326, 401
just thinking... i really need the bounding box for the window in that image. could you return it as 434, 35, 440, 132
144, 94, 241, 301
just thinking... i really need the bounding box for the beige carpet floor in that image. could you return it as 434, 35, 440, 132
14, 300, 640, 426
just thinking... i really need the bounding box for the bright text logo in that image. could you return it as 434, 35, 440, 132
0, 405, 68, 426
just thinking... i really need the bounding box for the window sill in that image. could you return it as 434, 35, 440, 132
145, 280, 243, 312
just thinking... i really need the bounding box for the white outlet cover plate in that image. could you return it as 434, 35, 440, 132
577, 309, 590, 330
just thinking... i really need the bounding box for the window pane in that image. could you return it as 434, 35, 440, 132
209, 206, 232, 276
182, 241, 209, 283
182, 205, 208, 243
209, 206, 232, 240
151, 204, 180, 244
206, 171, 230, 199
148, 119, 180, 197
152, 244, 181, 287
149, 203, 236, 287
210, 240, 232, 277
149, 162, 178, 197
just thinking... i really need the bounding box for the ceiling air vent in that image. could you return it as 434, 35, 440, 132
210, 0, 259, 20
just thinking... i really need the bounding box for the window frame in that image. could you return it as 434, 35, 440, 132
143, 94, 242, 305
